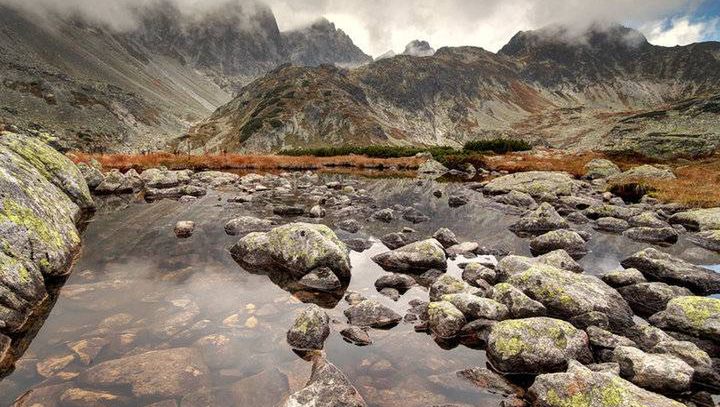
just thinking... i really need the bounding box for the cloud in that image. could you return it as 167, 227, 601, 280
0, 0, 715, 56
641, 16, 719, 46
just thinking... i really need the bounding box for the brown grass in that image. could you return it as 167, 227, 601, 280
68, 151, 423, 172
482, 150, 602, 177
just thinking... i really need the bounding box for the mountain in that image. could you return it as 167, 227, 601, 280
403, 40, 436, 57
186, 24, 720, 159
0, 1, 371, 152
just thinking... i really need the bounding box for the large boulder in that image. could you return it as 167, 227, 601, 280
509, 203, 569, 234
669, 207, 720, 231
506, 264, 634, 332
344, 299, 402, 328
287, 305, 330, 350
371, 239, 446, 273
617, 282, 692, 318
621, 248, 720, 295
427, 301, 467, 339
610, 165, 676, 182
230, 223, 351, 280
486, 317, 592, 374
584, 159, 621, 180
688, 230, 720, 252
649, 296, 720, 342
613, 346, 693, 393
622, 227, 679, 245
140, 168, 191, 189
529, 360, 685, 407
283, 357, 366, 407
529, 229, 587, 259
441, 294, 509, 321
79, 348, 209, 399
484, 171, 578, 197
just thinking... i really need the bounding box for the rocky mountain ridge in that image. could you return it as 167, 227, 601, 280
0, 1, 371, 152
186, 24, 720, 159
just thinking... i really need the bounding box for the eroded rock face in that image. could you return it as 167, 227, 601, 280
649, 296, 720, 342
283, 357, 367, 407
371, 239, 447, 273
486, 317, 592, 374
79, 348, 210, 399
230, 223, 351, 280
529, 360, 685, 407
506, 264, 634, 332
621, 248, 720, 295
484, 171, 578, 197
287, 305, 330, 350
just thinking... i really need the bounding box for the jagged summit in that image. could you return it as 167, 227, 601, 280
282, 18, 372, 68
403, 40, 436, 57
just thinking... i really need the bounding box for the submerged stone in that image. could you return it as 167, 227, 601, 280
287, 305, 330, 350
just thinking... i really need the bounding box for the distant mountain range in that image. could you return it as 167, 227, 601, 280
2, 3, 719, 159
0, 1, 370, 152
185, 24, 720, 159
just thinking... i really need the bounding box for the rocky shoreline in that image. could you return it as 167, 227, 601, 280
2, 144, 720, 405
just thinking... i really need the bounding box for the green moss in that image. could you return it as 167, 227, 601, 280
495, 336, 524, 357
674, 296, 720, 328
0, 198, 63, 249
546, 388, 591, 407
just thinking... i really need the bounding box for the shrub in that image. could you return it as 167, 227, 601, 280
463, 138, 532, 154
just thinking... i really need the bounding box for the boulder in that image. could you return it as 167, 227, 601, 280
140, 168, 191, 189
489, 283, 547, 319
77, 162, 104, 190
529, 229, 587, 259
340, 326, 372, 346
611, 165, 676, 182
621, 248, 720, 295
529, 360, 685, 407
651, 340, 712, 369
379, 232, 417, 250
506, 264, 634, 332
418, 159, 448, 176
224, 216, 273, 236
462, 263, 497, 286
374, 273, 416, 291
586, 326, 637, 350
622, 227, 679, 245
484, 171, 578, 197
430, 274, 476, 301
448, 193, 470, 208
509, 203, 569, 234
617, 282, 692, 318
584, 158, 621, 179
495, 250, 582, 281
298, 267, 342, 292
649, 296, 720, 342
428, 301, 467, 338
486, 317, 592, 374
584, 204, 640, 221
594, 217, 630, 233
432, 227, 459, 248
427, 367, 523, 397
441, 294, 509, 321
344, 299, 402, 328
688, 230, 720, 252
628, 212, 670, 228
309, 205, 326, 218
613, 346, 693, 393
145, 185, 206, 201
79, 348, 209, 399
191, 170, 240, 187
371, 239, 447, 273
446, 241, 479, 256
669, 207, 720, 231
174, 221, 194, 238
287, 305, 330, 350
495, 190, 537, 209
371, 208, 394, 223
282, 357, 366, 407
230, 223, 350, 281
402, 208, 430, 224
601, 268, 646, 288
337, 219, 362, 233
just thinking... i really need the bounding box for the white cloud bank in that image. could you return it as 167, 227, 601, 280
641, 16, 719, 46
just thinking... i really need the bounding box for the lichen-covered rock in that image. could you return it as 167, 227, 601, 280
650, 340, 712, 369
495, 250, 582, 281
495, 190, 537, 209
611, 165, 676, 182
418, 159, 448, 176
613, 346, 693, 393
371, 239, 446, 273
628, 212, 669, 228
621, 248, 720, 295
649, 296, 720, 342
623, 227, 679, 245
529, 360, 685, 407
224, 216, 273, 236
79, 348, 209, 399
490, 283, 547, 319
584, 204, 640, 221
601, 268, 646, 288
462, 263, 497, 286
593, 216, 630, 233
529, 229, 587, 259
507, 264, 634, 332
140, 168, 191, 189
374, 273, 416, 291
298, 267, 342, 292
484, 171, 578, 197
344, 299, 402, 328
617, 282, 692, 318
287, 305, 330, 350
688, 229, 720, 252
76, 162, 104, 190
487, 317, 592, 374
669, 207, 720, 231
230, 223, 350, 280
429, 274, 476, 301
586, 326, 637, 350
441, 293, 509, 321
428, 301, 467, 338
432, 227, 459, 248
94, 169, 136, 194
584, 158, 621, 180
510, 203, 569, 234
282, 357, 366, 407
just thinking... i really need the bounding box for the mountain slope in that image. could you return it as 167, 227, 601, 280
186, 24, 720, 158
0, 2, 371, 152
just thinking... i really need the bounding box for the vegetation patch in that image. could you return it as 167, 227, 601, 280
464, 138, 532, 154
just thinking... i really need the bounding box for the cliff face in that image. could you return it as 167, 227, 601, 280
186, 25, 720, 159
0, 2, 371, 152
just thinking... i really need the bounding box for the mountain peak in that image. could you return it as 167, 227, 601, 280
403, 40, 435, 57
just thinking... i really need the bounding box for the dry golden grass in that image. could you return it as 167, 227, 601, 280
68, 151, 423, 172
482, 150, 602, 177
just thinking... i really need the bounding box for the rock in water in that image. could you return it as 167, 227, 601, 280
224, 216, 273, 236
486, 317, 592, 374
510, 203, 569, 234
298, 267, 342, 292
287, 305, 330, 350
621, 248, 720, 295
371, 239, 447, 273
441, 293, 509, 321
230, 223, 350, 280
282, 357, 367, 407
484, 171, 578, 197
529, 229, 587, 259
344, 299, 402, 328
529, 360, 685, 407
174, 221, 195, 238
669, 207, 720, 231
79, 348, 209, 399
432, 227, 459, 248
428, 301, 466, 338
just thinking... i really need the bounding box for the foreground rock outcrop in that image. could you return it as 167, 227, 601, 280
0, 131, 93, 372
283, 356, 367, 407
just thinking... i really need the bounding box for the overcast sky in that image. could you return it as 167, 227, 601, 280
3, 0, 719, 57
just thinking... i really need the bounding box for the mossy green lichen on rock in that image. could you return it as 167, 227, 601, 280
649, 296, 720, 341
